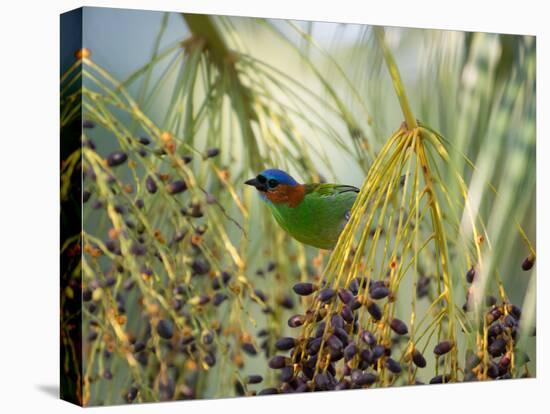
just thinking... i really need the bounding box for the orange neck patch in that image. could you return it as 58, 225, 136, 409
265, 184, 305, 208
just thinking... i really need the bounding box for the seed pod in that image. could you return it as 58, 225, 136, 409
275, 337, 296, 351
338, 288, 354, 304
318, 288, 336, 302
522, 255, 535, 271
434, 340, 453, 356
390, 318, 408, 335
370, 286, 390, 300
366, 302, 382, 321
412, 349, 427, 368
167, 180, 187, 194
292, 282, 316, 296
146, 175, 157, 194
466, 267, 476, 283
385, 358, 402, 374
106, 151, 127, 167
247, 375, 263, 384
156, 319, 173, 339
288, 314, 305, 328
488, 338, 506, 357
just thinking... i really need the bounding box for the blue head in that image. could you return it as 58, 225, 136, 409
244, 169, 299, 193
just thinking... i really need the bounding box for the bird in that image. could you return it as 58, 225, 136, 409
244, 169, 359, 250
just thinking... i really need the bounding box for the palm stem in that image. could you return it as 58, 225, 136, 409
374, 27, 418, 130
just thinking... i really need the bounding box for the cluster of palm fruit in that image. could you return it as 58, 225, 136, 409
79, 118, 281, 403
259, 262, 534, 394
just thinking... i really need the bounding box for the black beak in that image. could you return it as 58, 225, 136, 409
244, 177, 268, 192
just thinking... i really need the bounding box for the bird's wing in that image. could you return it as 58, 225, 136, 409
304, 183, 360, 197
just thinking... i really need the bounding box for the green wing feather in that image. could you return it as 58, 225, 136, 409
267, 183, 359, 249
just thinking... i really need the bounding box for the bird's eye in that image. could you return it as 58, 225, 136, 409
257, 175, 267, 184
268, 179, 278, 188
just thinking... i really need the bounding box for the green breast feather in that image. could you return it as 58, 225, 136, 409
267, 183, 359, 249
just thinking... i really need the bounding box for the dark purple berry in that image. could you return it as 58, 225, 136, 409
367, 302, 382, 320
275, 337, 296, 351
83, 119, 96, 129
371, 345, 385, 360
258, 388, 278, 395
487, 363, 499, 378
327, 334, 344, 352
430, 374, 451, 384
466, 267, 476, 283
288, 314, 305, 328
204, 352, 216, 367
370, 286, 390, 300
106, 151, 127, 167
156, 319, 173, 339
412, 349, 426, 368
247, 375, 263, 384
293, 282, 315, 296
318, 288, 335, 302
361, 331, 376, 346
280, 365, 294, 382
434, 340, 453, 356
385, 358, 402, 374
146, 175, 157, 194
242, 342, 258, 356
338, 288, 354, 304
344, 343, 357, 361
204, 148, 220, 159
522, 255, 535, 271
488, 338, 506, 357
268, 355, 287, 369
138, 136, 151, 145
167, 180, 187, 194
341, 305, 354, 323
390, 318, 408, 335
